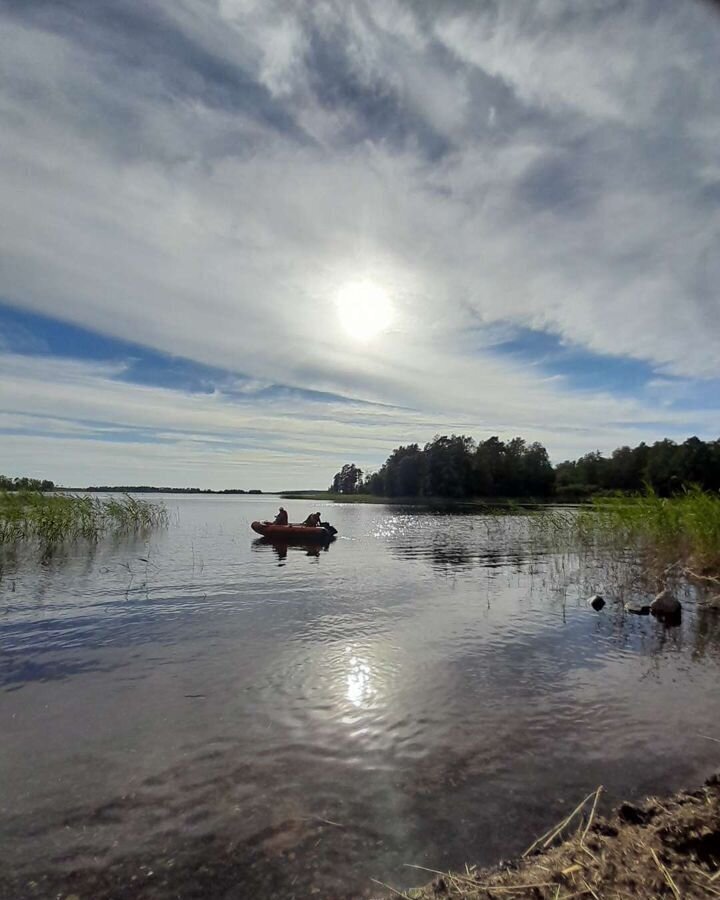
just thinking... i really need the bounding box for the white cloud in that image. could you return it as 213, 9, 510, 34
0, 349, 715, 488
0, 1, 719, 484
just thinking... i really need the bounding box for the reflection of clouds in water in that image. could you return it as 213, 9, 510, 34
345, 647, 375, 708
5, 497, 720, 900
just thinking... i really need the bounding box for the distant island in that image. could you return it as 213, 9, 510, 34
82, 486, 264, 494
0, 476, 263, 495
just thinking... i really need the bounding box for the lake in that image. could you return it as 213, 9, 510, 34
1, 495, 719, 898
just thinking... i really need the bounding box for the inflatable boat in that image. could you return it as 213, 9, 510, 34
251, 521, 336, 541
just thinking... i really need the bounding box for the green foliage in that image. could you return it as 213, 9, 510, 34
0, 491, 168, 546
0, 475, 54, 491
546, 487, 720, 575
361, 434, 555, 500
555, 436, 720, 496
329, 463, 364, 494
351, 433, 720, 502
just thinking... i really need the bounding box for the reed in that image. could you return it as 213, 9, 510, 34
537, 487, 720, 576
0, 491, 168, 546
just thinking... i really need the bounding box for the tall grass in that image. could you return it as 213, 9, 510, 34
0, 491, 169, 546
539, 487, 720, 576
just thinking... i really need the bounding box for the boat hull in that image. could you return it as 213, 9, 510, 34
251, 521, 334, 541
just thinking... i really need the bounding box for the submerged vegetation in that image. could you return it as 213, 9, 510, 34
0, 491, 168, 546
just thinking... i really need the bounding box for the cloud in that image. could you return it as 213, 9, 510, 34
0, 0, 719, 484
0, 347, 716, 488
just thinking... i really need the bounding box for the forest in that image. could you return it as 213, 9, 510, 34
330, 435, 720, 500
0, 475, 55, 492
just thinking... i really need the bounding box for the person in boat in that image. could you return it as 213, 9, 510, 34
273, 507, 289, 526
302, 512, 322, 527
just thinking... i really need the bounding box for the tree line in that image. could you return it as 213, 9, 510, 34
0, 477, 263, 494
84, 486, 263, 494
330, 435, 720, 500
331, 435, 554, 498
0, 475, 55, 492
555, 436, 720, 497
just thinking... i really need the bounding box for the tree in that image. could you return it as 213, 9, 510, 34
0, 475, 55, 492
522, 442, 555, 496
475, 436, 508, 495
423, 435, 475, 498
381, 444, 425, 497
607, 445, 642, 491
645, 440, 680, 496
330, 463, 363, 494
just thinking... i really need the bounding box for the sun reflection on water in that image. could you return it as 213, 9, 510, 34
345, 648, 375, 708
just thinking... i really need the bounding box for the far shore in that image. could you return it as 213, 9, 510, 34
279, 490, 581, 506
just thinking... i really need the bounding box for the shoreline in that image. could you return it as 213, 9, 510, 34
379, 773, 720, 899
278, 491, 578, 506
3, 775, 718, 898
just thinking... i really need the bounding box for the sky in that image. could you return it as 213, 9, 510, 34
1, 0, 719, 490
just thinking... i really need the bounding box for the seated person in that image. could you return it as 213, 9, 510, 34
302, 512, 322, 527
273, 507, 289, 526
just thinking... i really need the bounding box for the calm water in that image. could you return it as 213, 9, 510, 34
1, 495, 719, 898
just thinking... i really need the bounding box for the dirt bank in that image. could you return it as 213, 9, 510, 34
386, 774, 720, 899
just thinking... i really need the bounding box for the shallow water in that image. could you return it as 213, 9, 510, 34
1, 495, 719, 898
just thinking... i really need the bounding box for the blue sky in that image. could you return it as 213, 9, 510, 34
1, 1, 719, 489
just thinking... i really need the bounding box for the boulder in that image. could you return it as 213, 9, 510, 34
625, 602, 651, 616
650, 589, 682, 617
587, 594, 605, 611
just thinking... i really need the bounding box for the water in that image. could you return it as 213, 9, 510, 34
1, 495, 719, 898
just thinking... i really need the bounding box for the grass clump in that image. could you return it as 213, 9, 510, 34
0, 491, 168, 546
553, 487, 720, 577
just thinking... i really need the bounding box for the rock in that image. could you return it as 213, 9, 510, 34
654, 610, 682, 627
625, 602, 651, 616
588, 594, 605, 611
650, 589, 682, 617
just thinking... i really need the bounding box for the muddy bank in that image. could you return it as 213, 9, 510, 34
387, 774, 720, 899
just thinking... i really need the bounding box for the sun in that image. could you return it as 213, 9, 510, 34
335, 280, 394, 341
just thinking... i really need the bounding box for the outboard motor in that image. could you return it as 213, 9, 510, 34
320, 521, 338, 536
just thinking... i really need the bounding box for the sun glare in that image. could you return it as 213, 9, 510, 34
335, 280, 394, 341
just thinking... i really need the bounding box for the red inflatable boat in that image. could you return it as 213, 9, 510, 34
251, 521, 335, 541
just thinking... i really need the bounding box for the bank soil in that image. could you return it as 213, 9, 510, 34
391, 774, 720, 899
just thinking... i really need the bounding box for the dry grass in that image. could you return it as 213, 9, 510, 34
377, 776, 720, 899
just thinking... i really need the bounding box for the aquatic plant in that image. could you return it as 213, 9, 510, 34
0, 491, 168, 546
536, 487, 720, 578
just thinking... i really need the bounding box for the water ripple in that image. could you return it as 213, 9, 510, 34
1, 496, 719, 898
